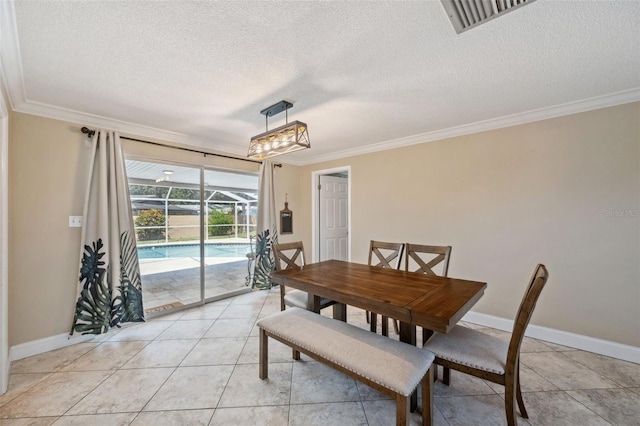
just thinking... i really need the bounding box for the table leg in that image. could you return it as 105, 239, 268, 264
399, 321, 418, 411
422, 328, 434, 345
399, 322, 416, 346
307, 294, 321, 313
381, 317, 389, 337
370, 312, 378, 333
332, 303, 347, 322
307, 295, 346, 322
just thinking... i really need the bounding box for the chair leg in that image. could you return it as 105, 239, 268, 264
259, 329, 268, 379
279, 285, 286, 312
366, 310, 370, 324
516, 364, 528, 418
516, 379, 528, 419
370, 312, 378, 333
392, 319, 399, 335
292, 348, 300, 360
505, 372, 518, 426
443, 367, 451, 385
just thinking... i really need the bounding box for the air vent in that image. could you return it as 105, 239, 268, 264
441, 0, 537, 34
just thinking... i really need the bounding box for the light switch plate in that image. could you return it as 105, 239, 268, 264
69, 216, 82, 227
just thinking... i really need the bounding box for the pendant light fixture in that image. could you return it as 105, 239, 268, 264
247, 100, 310, 160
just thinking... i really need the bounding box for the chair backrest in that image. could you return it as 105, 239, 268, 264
368, 240, 405, 270
506, 264, 549, 370
272, 241, 306, 271
405, 244, 452, 276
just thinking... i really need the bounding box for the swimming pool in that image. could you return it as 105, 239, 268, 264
138, 243, 251, 259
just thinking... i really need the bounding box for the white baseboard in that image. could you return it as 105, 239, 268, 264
9, 332, 95, 362
463, 311, 640, 365
9, 311, 639, 365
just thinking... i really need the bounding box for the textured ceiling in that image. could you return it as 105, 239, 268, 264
2, 1, 639, 164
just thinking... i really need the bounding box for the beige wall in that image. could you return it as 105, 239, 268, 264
9, 114, 92, 345
7, 103, 639, 349
297, 102, 640, 347
7, 113, 262, 346
272, 163, 302, 245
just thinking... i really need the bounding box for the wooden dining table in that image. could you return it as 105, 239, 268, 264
270, 259, 487, 411
270, 259, 487, 340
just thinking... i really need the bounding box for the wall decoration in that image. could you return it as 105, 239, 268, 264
280, 199, 293, 234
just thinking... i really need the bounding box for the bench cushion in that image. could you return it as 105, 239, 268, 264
257, 307, 435, 396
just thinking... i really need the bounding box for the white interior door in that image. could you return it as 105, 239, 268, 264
319, 175, 349, 261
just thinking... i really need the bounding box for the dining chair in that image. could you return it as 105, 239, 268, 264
272, 241, 340, 360
402, 243, 452, 340
272, 241, 338, 313
367, 240, 405, 336
244, 234, 256, 286
423, 264, 549, 426
405, 243, 452, 276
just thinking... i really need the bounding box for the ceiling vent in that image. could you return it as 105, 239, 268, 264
441, 0, 537, 34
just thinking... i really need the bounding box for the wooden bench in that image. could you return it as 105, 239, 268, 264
256, 307, 435, 426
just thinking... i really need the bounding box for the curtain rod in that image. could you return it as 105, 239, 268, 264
80, 127, 281, 167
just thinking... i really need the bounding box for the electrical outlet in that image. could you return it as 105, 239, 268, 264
69, 216, 82, 227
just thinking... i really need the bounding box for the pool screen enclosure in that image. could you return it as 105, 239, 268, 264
125, 158, 259, 315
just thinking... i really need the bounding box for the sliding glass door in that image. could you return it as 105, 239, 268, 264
203, 168, 258, 300
125, 159, 257, 317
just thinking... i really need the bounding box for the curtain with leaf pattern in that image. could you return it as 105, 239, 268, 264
252, 160, 278, 289
71, 130, 144, 335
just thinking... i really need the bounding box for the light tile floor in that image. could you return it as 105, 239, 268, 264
1, 289, 639, 425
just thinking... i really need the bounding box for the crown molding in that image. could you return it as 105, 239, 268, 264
2, 0, 638, 167
6, 86, 638, 168
12, 99, 248, 157
301, 87, 640, 165
0, 0, 26, 110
